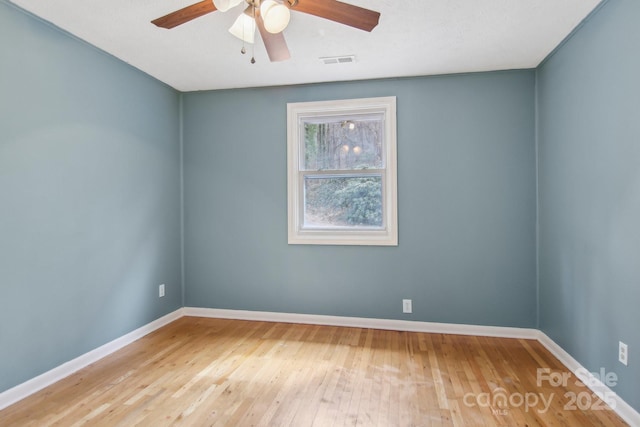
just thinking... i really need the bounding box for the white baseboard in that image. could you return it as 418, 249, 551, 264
183, 307, 539, 339
0, 308, 184, 411
536, 331, 640, 427
2, 306, 638, 426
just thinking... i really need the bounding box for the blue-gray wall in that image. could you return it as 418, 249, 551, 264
537, 0, 640, 410
183, 72, 537, 327
0, 2, 182, 392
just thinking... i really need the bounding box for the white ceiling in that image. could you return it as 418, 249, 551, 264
10, 0, 602, 92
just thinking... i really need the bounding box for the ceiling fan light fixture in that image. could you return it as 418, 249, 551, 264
260, 0, 290, 34
213, 0, 244, 13
229, 8, 256, 43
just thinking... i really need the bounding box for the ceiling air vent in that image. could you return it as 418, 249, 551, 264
320, 55, 356, 65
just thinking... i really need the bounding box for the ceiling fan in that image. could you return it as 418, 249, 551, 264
151, 0, 380, 63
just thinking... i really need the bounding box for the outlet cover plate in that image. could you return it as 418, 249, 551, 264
402, 299, 412, 314
619, 341, 628, 366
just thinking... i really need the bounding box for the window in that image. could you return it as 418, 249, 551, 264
287, 96, 397, 245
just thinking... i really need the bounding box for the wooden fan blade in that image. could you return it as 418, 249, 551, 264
256, 14, 291, 62
152, 0, 217, 29
288, 0, 380, 32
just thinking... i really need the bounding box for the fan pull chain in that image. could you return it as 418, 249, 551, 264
240, 10, 247, 55
250, 5, 256, 64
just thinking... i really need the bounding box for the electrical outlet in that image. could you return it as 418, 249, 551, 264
619, 341, 628, 366
159, 284, 165, 298
402, 299, 412, 314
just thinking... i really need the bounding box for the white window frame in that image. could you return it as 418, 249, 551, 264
287, 96, 397, 246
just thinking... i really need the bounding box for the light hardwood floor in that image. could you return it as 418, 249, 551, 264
0, 317, 628, 426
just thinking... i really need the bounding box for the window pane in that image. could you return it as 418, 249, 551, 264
302, 116, 384, 171
304, 175, 383, 228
